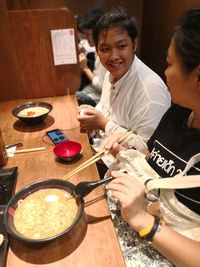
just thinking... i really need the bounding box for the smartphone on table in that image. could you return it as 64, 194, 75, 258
46, 129, 68, 145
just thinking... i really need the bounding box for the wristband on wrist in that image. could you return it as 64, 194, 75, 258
139, 216, 163, 242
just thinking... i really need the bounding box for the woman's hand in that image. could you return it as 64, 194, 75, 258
107, 171, 200, 267
99, 133, 128, 157
77, 105, 108, 131
106, 171, 154, 231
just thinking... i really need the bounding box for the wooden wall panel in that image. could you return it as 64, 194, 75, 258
6, 0, 144, 41
2, 0, 143, 101
4, 8, 80, 100
0, 0, 23, 101
141, 0, 200, 81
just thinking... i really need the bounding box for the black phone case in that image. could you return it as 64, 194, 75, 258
46, 129, 68, 145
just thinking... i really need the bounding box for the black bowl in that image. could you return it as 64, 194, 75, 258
4, 179, 84, 244
12, 102, 53, 126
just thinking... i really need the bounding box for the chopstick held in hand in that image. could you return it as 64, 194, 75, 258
63, 149, 109, 180
63, 131, 132, 180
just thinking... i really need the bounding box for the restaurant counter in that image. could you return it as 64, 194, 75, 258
0, 95, 125, 267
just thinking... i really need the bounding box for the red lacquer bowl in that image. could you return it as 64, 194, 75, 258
53, 141, 82, 161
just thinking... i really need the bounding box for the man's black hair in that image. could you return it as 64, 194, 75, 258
80, 9, 105, 30
93, 7, 138, 47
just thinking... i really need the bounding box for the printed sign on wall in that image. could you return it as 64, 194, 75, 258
51, 29, 77, 65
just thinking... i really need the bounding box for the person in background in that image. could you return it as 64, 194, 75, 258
75, 14, 96, 91
100, 8, 200, 267
75, 14, 96, 55
76, 9, 107, 107
77, 8, 171, 175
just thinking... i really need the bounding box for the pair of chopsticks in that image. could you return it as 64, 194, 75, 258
14, 147, 46, 154
63, 147, 109, 180
62, 131, 132, 180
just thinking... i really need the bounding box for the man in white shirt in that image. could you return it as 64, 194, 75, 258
77, 8, 171, 170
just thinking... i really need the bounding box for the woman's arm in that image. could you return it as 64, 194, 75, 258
106, 171, 200, 267
152, 224, 200, 267
99, 132, 149, 157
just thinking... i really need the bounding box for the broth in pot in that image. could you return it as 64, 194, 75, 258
13, 188, 78, 239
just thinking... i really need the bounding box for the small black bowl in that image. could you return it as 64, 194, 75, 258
12, 102, 53, 126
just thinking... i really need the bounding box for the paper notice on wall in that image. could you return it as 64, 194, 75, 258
51, 29, 77, 65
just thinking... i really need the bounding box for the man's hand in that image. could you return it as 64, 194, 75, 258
77, 105, 108, 131
79, 53, 88, 70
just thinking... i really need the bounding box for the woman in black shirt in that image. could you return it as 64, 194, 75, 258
101, 8, 200, 267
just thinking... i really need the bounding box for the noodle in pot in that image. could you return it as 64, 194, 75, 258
13, 188, 78, 239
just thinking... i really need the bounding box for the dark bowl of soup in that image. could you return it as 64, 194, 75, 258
12, 102, 53, 126
4, 179, 84, 244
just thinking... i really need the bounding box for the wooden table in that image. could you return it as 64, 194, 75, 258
0, 95, 125, 267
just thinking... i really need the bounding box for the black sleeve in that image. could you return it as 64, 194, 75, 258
147, 104, 173, 152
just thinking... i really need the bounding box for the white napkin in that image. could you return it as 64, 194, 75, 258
6, 146, 17, 158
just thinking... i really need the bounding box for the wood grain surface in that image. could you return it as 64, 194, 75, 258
0, 95, 125, 267
0, 7, 81, 101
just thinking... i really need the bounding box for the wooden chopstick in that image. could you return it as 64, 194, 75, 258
63, 154, 104, 180
118, 130, 132, 144
63, 130, 132, 180
14, 147, 46, 154
63, 149, 108, 180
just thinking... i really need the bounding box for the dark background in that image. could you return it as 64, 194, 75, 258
1, 0, 200, 100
